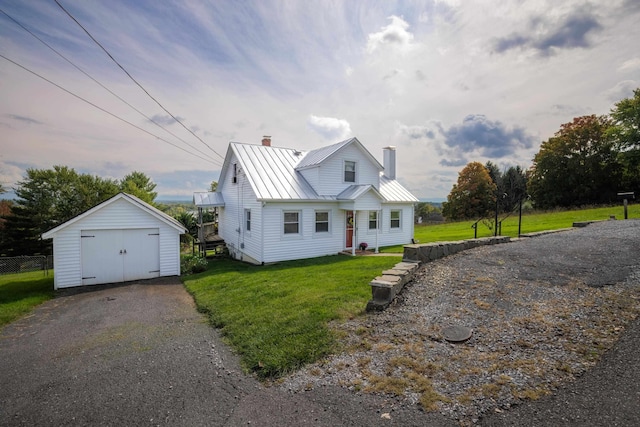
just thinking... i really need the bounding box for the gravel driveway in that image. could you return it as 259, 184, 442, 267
1, 220, 639, 426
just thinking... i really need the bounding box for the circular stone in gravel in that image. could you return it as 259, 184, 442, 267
442, 325, 472, 343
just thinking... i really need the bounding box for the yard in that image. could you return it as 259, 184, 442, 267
0, 271, 54, 327
2, 203, 638, 380
182, 254, 401, 378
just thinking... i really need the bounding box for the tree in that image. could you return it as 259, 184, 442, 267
1, 166, 121, 255
442, 162, 497, 220
210, 181, 218, 192
609, 88, 640, 194
120, 171, 157, 204
528, 115, 621, 208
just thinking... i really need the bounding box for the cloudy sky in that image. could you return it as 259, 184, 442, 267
1, 0, 639, 201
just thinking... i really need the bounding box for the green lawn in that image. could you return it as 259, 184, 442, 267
381, 204, 640, 252
182, 254, 401, 378
0, 271, 54, 327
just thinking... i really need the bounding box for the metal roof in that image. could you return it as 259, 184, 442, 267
231, 142, 333, 201
295, 137, 383, 171
379, 174, 419, 202
216, 141, 417, 203
193, 191, 225, 207
336, 185, 383, 201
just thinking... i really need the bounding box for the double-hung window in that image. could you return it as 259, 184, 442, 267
245, 209, 251, 232
315, 211, 329, 233
390, 210, 401, 229
283, 211, 300, 234
344, 160, 356, 183
368, 211, 379, 230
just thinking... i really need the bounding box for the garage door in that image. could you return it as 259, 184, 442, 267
81, 229, 160, 286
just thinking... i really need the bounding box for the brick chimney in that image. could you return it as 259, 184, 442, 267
261, 136, 271, 146
383, 146, 396, 179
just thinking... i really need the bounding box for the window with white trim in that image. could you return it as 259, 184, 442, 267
283, 211, 300, 234
368, 211, 379, 230
390, 210, 401, 229
344, 160, 356, 183
315, 211, 329, 233
245, 209, 251, 231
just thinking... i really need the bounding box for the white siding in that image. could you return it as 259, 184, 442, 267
314, 144, 381, 196
48, 197, 181, 289
261, 202, 344, 263
361, 204, 414, 248
219, 153, 263, 263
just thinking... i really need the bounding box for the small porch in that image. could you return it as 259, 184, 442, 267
338, 184, 385, 257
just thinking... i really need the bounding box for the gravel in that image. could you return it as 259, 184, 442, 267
280, 219, 640, 425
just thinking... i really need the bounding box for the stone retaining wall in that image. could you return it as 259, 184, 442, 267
366, 236, 511, 311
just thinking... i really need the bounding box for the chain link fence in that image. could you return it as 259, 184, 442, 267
0, 255, 52, 275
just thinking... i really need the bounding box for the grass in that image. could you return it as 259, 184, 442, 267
182, 254, 401, 379
0, 271, 54, 327
381, 203, 640, 252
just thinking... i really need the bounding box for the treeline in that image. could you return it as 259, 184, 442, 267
0, 167, 158, 256
442, 88, 640, 220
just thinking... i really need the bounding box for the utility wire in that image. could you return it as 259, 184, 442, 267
0, 53, 220, 166
54, 0, 225, 161
0, 7, 220, 164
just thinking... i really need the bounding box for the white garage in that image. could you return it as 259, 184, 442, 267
42, 193, 186, 289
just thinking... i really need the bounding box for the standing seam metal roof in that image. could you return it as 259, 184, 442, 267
222, 141, 416, 203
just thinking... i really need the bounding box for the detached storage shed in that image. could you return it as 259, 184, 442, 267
42, 193, 186, 290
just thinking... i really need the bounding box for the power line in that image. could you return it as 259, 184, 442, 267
0, 53, 221, 166
54, 0, 225, 161
0, 7, 220, 164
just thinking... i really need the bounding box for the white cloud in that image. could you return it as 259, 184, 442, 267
307, 115, 352, 141
618, 57, 640, 73
366, 16, 415, 54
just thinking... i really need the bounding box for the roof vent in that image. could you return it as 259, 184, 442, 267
262, 136, 271, 146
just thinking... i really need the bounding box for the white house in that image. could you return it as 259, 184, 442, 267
42, 193, 186, 289
194, 137, 418, 264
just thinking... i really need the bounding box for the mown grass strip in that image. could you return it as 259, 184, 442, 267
0, 271, 54, 327
381, 204, 640, 252
182, 254, 401, 379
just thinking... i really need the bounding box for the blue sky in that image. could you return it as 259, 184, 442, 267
1, 0, 639, 200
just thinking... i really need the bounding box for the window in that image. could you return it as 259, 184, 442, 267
283, 211, 300, 234
245, 209, 251, 231
232, 163, 238, 183
344, 160, 356, 183
315, 211, 329, 233
368, 211, 378, 230
390, 210, 401, 229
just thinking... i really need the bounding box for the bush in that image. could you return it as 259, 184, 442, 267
181, 254, 208, 274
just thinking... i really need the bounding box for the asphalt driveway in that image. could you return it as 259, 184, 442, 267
0, 277, 454, 426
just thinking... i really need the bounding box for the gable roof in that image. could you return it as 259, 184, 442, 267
336, 184, 384, 201
42, 193, 186, 239
217, 139, 416, 203
295, 137, 383, 171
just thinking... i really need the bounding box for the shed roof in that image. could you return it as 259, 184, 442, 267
42, 193, 186, 239
193, 191, 225, 207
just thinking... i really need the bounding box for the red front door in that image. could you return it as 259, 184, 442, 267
345, 211, 354, 248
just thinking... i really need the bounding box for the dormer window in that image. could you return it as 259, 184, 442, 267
344, 160, 356, 183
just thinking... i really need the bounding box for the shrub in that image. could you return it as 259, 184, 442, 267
181, 254, 208, 274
